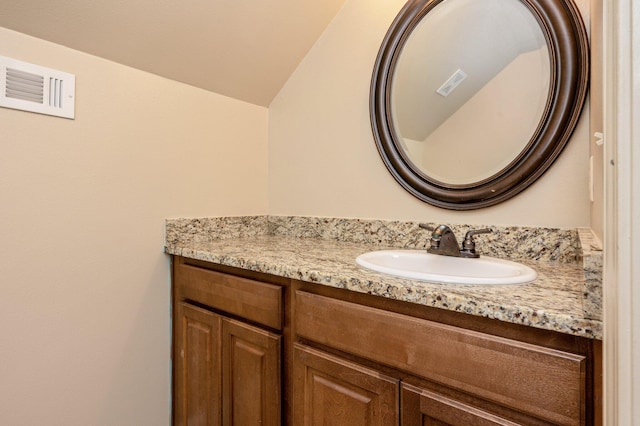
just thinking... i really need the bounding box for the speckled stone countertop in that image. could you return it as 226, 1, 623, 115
165, 216, 603, 340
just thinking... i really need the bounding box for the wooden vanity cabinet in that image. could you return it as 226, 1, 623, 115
293, 287, 600, 426
172, 257, 285, 426
171, 256, 601, 426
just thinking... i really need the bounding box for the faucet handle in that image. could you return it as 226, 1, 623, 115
460, 228, 493, 258
418, 223, 435, 232
465, 228, 492, 238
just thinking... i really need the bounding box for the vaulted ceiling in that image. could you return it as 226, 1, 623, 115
0, 0, 348, 106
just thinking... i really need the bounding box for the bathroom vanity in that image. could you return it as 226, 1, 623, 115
167, 217, 602, 426
168, 0, 598, 420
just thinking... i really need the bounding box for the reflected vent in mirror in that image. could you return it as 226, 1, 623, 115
436, 68, 467, 97
0, 56, 75, 119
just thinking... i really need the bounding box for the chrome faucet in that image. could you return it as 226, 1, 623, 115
419, 224, 492, 258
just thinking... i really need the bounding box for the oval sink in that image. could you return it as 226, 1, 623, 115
356, 250, 537, 285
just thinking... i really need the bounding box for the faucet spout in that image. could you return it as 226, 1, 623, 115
419, 224, 493, 258
427, 225, 462, 257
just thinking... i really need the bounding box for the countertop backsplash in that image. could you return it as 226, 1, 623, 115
167, 215, 582, 263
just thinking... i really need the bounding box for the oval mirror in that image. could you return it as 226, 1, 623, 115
370, 0, 589, 210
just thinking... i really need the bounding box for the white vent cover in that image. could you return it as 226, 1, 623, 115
436, 69, 467, 97
0, 56, 75, 119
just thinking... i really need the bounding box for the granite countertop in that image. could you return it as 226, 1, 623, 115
165, 216, 603, 340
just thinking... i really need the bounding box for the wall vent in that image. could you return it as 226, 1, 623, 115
436, 69, 467, 97
0, 56, 75, 119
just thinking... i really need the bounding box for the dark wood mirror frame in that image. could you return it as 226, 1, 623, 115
370, 0, 589, 210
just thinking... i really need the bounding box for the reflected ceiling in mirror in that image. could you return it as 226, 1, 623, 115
370, 0, 589, 209
391, 0, 550, 184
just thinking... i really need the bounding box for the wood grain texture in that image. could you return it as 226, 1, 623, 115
222, 318, 281, 426
175, 257, 283, 330
171, 257, 600, 425
295, 290, 585, 425
293, 343, 399, 426
174, 303, 222, 426
402, 383, 522, 426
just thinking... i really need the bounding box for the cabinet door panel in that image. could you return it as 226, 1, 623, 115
401, 383, 522, 426
294, 343, 399, 426
222, 318, 281, 426
174, 303, 222, 426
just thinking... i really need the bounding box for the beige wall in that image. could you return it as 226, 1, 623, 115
269, 0, 591, 228
0, 27, 268, 425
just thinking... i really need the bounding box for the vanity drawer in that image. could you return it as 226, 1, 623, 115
295, 291, 586, 425
174, 261, 283, 330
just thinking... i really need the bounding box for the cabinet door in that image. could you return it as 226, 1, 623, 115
401, 383, 522, 426
174, 303, 223, 426
222, 318, 281, 426
294, 343, 399, 426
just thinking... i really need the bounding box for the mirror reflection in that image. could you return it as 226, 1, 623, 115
391, 0, 550, 185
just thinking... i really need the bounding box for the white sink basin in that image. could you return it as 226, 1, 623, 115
356, 250, 537, 285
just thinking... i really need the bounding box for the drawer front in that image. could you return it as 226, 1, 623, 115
175, 261, 283, 330
295, 291, 585, 426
